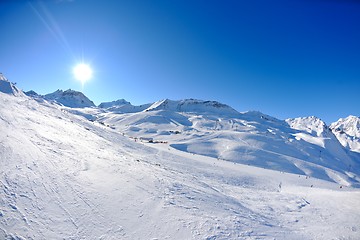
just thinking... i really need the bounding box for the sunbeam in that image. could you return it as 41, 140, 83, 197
28, 1, 73, 58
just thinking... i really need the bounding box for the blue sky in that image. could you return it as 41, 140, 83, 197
1, 0, 359, 123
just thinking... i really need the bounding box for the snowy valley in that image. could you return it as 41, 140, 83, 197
1, 76, 360, 239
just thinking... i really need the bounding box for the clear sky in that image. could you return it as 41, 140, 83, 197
1, 0, 359, 124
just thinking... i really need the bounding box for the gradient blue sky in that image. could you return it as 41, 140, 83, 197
1, 0, 359, 123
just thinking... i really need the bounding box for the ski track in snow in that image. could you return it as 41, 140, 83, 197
1, 93, 360, 239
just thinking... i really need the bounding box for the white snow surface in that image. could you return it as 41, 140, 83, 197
330, 116, 360, 153
144, 99, 241, 117
0, 74, 23, 97
1, 91, 360, 239
95, 108, 360, 187
44, 89, 95, 108
99, 99, 151, 113
98, 99, 131, 108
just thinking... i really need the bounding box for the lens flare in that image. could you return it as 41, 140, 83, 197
73, 63, 92, 84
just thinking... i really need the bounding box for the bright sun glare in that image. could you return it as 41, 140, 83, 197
73, 63, 93, 84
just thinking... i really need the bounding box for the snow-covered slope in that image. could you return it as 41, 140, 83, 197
1, 90, 360, 239
23, 87, 360, 187
96, 106, 360, 187
145, 98, 241, 117
99, 99, 151, 113
286, 116, 353, 162
330, 116, 360, 153
99, 98, 130, 108
24, 90, 40, 97
44, 89, 95, 108
286, 116, 329, 137
1, 91, 360, 239
0, 73, 23, 97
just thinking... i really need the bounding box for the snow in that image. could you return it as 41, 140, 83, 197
24, 90, 40, 97
99, 99, 151, 113
0, 73, 23, 97
331, 116, 360, 153
98, 98, 131, 108
44, 89, 95, 108
1, 88, 360, 239
286, 116, 328, 137
144, 99, 241, 117
95, 106, 360, 187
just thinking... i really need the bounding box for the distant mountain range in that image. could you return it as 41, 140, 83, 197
1, 75, 359, 186
1, 74, 360, 239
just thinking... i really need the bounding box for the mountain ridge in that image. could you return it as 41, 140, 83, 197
23, 85, 359, 127
18, 85, 360, 157
3, 78, 359, 178
2, 91, 360, 239
1, 77, 360, 239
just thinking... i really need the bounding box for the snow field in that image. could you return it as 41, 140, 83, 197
1, 93, 360, 239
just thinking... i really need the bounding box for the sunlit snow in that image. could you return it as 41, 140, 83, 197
1, 77, 360, 239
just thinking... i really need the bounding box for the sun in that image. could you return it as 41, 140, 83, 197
73, 63, 93, 84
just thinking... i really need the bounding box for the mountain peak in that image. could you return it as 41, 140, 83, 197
0, 73, 23, 96
98, 99, 151, 113
331, 115, 360, 137
24, 90, 40, 97
286, 116, 329, 137
44, 89, 95, 108
144, 98, 241, 116
330, 116, 360, 153
98, 99, 130, 108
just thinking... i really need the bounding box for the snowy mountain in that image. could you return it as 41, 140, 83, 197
0, 73, 23, 96
94, 105, 360, 187
44, 89, 95, 108
98, 98, 130, 108
24, 90, 40, 97
99, 99, 151, 113
286, 116, 330, 137
2, 83, 360, 239
20, 87, 360, 186
144, 98, 241, 117
330, 115, 360, 153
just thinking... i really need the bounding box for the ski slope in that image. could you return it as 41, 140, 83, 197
1, 87, 360, 239
94, 101, 360, 188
